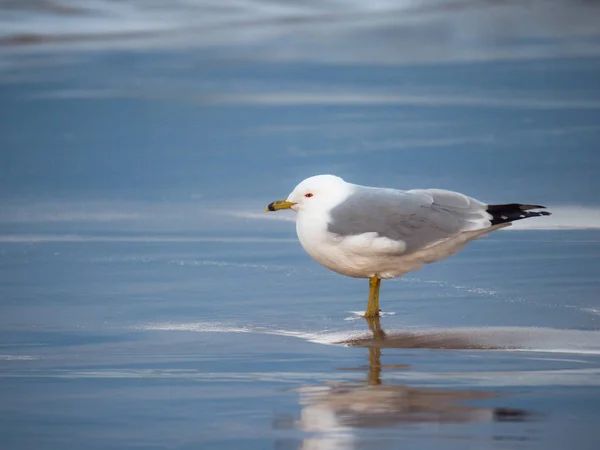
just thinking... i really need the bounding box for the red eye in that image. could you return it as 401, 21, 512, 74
305, 193, 313, 198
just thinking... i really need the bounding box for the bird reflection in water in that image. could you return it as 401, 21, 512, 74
276, 317, 530, 450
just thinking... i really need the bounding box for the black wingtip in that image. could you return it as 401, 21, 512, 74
487, 203, 552, 225
518, 204, 547, 211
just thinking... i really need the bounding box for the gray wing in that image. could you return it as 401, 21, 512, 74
327, 186, 491, 254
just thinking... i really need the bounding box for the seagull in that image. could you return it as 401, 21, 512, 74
266, 175, 551, 318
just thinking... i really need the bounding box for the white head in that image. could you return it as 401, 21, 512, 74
266, 175, 350, 214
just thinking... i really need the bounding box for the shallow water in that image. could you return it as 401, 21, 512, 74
1, 231, 599, 449
2, 1, 600, 448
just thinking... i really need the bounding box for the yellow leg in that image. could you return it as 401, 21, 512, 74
364, 276, 381, 318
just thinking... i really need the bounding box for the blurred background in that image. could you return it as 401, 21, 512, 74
2, 2, 600, 450
1, 0, 600, 236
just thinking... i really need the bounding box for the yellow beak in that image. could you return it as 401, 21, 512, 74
265, 200, 296, 212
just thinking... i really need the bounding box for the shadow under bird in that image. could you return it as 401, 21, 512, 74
266, 175, 551, 318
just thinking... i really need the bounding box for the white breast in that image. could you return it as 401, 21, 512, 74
295, 211, 410, 279
296, 211, 338, 268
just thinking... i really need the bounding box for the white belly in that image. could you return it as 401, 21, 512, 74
295, 213, 416, 279
294, 211, 498, 279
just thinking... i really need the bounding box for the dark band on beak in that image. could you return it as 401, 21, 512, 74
265, 200, 296, 212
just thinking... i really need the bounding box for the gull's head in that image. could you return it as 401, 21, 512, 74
266, 175, 350, 214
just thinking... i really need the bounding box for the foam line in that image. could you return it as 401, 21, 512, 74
137, 322, 600, 354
